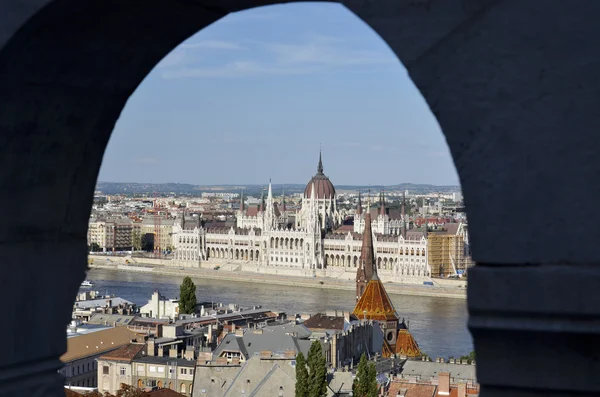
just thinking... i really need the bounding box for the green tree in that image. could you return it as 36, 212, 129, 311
295, 352, 309, 397
179, 276, 197, 314
459, 350, 476, 364
352, 353, 378, 397
307, 341, 327, 397
366, 362, 379, 397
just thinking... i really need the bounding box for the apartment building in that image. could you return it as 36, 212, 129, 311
60, 327, 142, 388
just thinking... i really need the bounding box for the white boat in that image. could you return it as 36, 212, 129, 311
81, 280, 94, 288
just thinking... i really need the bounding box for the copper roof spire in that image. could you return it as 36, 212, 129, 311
360, 212, 376, 280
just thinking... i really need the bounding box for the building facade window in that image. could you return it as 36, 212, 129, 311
120, 367, 126, 376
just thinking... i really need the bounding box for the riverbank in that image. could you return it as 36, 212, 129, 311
88, 258, 467, 300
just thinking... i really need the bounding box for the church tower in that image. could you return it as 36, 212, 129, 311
356, 212, 375, 301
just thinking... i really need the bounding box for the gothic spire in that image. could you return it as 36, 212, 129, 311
356, 191, 362, 216
380, 190, 386, 216
401, 191, 407, 238
260, 187, 265, 212
360, 212, 376, 281
181, 209, 186, 228
267, 179, 273, 200
240, 188, 245, 212
317, 148, 324, 175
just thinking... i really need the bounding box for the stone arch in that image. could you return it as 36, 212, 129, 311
2, 1, 598, 395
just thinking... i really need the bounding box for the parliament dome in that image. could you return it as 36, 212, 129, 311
304, 152, 336, 199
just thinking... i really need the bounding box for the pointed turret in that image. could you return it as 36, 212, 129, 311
240, 189, 245, 213
181, 209, 186, 229
267, 179, 273, 200
401, 192, 407, 238
317, 148, 324, 175
260, 188, 265, 212
380, 190, 386, 216
356, 191, 362, 216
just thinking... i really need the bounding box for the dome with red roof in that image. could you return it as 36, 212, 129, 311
304, 151, 336, 199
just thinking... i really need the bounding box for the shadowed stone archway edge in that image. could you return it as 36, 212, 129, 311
470, 264, 600, 394
2, 0, 600, 396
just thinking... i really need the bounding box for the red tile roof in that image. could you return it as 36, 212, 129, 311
352, 278, 398, 322
387, 381, 436, 397
98, 343, 145, 362
303, 313, 345, 331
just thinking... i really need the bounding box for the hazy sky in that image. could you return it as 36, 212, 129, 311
98, 3, 459, 187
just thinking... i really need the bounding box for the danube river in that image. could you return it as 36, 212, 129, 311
87, 268, 473, 359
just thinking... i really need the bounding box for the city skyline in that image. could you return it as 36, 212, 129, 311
98, 3, 459, 186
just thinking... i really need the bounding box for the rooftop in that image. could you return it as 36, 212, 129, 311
98, 343, 145, 362
61, 327, 142, 363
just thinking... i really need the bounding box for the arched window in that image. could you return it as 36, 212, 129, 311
180, 383, 186, 394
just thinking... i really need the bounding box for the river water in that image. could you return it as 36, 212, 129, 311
87, 268, 473, 359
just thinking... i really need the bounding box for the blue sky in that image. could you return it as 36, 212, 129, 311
98, 3, 459, 186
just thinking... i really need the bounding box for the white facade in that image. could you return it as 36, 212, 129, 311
140, 291, 180, 319
171, 154, 432, 284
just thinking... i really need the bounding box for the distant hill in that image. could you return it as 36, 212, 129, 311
96, 181, 460, 196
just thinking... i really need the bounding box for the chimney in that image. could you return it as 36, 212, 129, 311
147, 339, 155, 356
184, 346, 194, 361
196, 352, 213, 364
398, 388, 408, 397
438, 372, 450, 396
169, 347, 178, 358
457, 383, 467, 397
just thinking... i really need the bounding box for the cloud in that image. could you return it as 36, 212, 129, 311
180, 40, 245, 51
161, 61, 319, 79
262, 37, 395, 67
134, 157, 159, 165
159, 34, 396, 79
